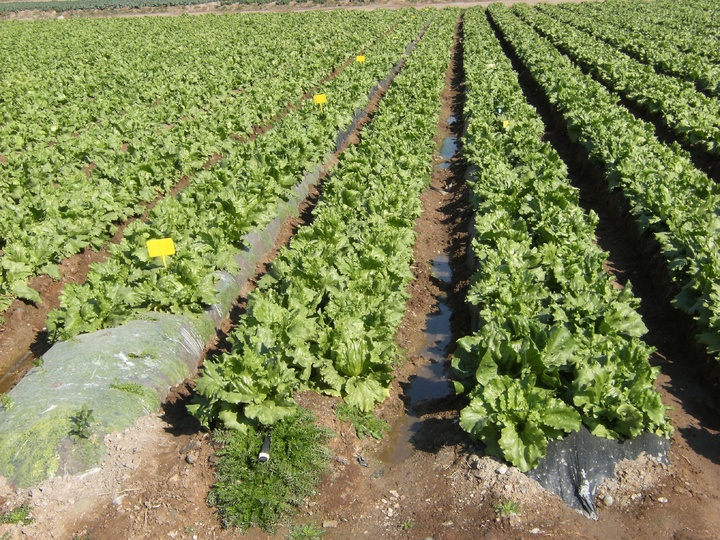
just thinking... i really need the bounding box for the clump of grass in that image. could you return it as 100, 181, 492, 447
287, 522, 326, 540
0, 503, 33, 524
493, 499, 520, 517
335, 403, 389, 440
209, 409, 332, 532
109, 380, 145, 396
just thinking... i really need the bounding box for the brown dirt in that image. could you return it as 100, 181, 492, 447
1, 5, 719, 540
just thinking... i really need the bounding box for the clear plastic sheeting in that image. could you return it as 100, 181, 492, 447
527, 425, 669, 520
0, 314, 209, 488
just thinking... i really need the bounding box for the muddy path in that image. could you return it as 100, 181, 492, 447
1, 6, 719, 540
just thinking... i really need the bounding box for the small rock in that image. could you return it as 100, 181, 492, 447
387, 508, 394, 517
323, 520, 338, 528
435, 450, 455, 470
529, 528, 542, 535
335, 456, 350, 466
186, 452, 198, 464
509, 515, 522, 528
389, 490, 399, 499
604, 495, 614, 506
496, 465, 508, 475
180, 440, 201, 454
657, 497, 668, 503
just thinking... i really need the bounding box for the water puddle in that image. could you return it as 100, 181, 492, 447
439, 137, 457, 160
378, 254, 453, 464
434, 136, 457, 171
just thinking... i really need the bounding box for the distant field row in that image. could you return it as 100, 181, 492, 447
0, 0, 352, 15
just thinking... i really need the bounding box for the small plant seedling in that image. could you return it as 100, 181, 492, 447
287, 522, 325, 540
400, 518, 413, 531
0, 503, 33, 525
69, 405, 95, 440
335, 403, 389, 440
493, 499, 520, 517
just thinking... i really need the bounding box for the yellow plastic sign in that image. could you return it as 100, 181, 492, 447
313, 93, 327, 111
146, 238, 175, 268
502, 120, 510, 129
356, 55, 366, 63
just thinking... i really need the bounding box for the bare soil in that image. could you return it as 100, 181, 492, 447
1, 5, 719, 540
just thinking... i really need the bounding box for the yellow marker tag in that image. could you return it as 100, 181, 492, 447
502, 120, 510, 129
356, 55, 366, 63
146, 238, 175, 268
313, 93, 327, 111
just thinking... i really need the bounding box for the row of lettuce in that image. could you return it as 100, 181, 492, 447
567, 0, 720, 68
44, 10, 433, 340
0, 10, 414, 317
189, 10, 458, 429
512, 3, 720, 158
488, 5, 720, 367
451, 7, 671, 472
542, 2, 720, 98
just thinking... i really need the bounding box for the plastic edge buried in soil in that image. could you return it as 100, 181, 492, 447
0, 88, 386, 489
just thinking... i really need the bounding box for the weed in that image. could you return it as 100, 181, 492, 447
69, 405, 94, 440
0, 503, 33, 524
109, 380, 145, 396
287, 522, 326, 540
209, 409, 332, 532
0, 393, 13, 411
400, 518, 413, 531
493, 499, 520, 517
335, 403, 389, 440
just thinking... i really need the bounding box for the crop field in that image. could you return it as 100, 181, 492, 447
0, 1, 719, 539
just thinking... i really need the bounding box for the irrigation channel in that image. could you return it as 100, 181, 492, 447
1, 6, 720, 540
